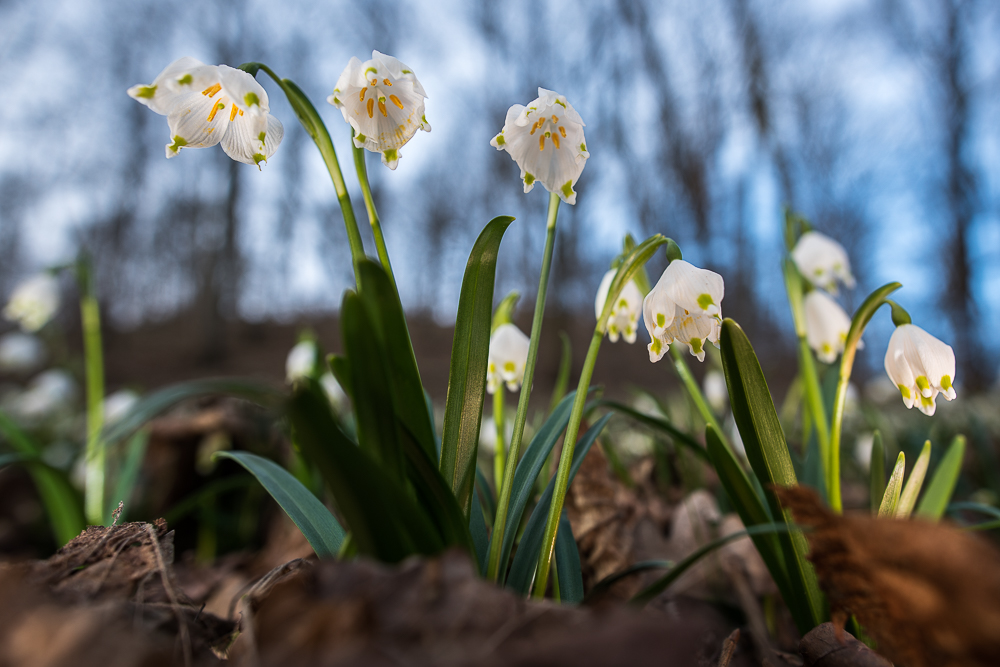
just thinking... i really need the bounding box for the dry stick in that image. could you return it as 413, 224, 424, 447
717, 628, 740, 667
145, 523, 192, 667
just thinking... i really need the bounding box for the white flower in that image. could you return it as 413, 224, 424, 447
0, 333, 46, 372
320, 372, 348, 413
854, 433, 874, 471
703, 369, 728, 414
286, 340, 318, 382
884, 324, 956, 416
486, 323, 530, 394
490, 88, 589, 204
103, 389, 139, 425
128, 58, 283, 167
803, 290, 860, 364
791, 231, 856, 294
15, 369, 75, 418
4, 273, 60, 332
327, 51, 430, 170
642, 260, 724, 363
595, 270, 643, 343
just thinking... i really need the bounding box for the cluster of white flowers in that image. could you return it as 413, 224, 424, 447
594, 270, 643, 344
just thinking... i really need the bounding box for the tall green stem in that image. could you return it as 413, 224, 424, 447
493, 389, 506, 490
783, 259, 830, 473
80, 261, 106, 525
485, 193, 560, 581
532, 328, 602, 598
827, 350, 858, 513
353, 141, 396, 289
669, 345, 725, 439
254, 64, 366, 280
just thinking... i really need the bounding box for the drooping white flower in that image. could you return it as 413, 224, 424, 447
286, 340, 318, 382
128, 58, 283, 167
14, 369, 75, 418
327, 51, 430, 170
486, 323, 530, 394
103, 389, 139, 425
595, 270, 643, 344
642, 260, 724, 363
791, 231, 856, 294
0, 333, 46, 372
803, 290, 860, 364
4, 273, 60, 332
703, 369, 728, 414
490, 88, 589, 204
884, 324, 956, 416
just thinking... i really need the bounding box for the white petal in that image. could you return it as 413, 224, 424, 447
218, 64, 269, 115
128, 58, 215, 115
791, 231, 855, 293
165, 93, 229, 157
643, 270, 678, 337
223, 112, 282, 167
804, 290, 851, 363
488, 324, 530, 391
662, 260, 724, 316
594, 270, 616, 320
4, 273, 60, 332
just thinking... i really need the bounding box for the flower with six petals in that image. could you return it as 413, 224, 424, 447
883, 323, 956, 416
328, 51, 431, 170
128, 57, 284, 167
490, 88, 589, 204
791, 231, 856, 294
642, 260, 724, 363
486, 323, 530, 394
595, 270, 643, 343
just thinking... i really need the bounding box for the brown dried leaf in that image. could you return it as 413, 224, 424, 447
775, 485, 1000, 667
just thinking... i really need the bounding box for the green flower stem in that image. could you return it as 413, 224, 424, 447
485, 193, 560, 582
80, 262, 106, 526
669, 345, 725, 440
254, 64, 366, 281
493, 388, 506, 491
532, 326, 603, 598
353, 140, 396, 289
782, 260, 830, 473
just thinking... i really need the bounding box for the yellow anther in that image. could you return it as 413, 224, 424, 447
530, 120, 539, 135
371, 78, 378, 86
229, 104, 238, 122
390, 94, 404, 110
559, 126, 567, 138
367, 98, 375, 118
551, 115, 558, 122
359, 88, 366, 102
551, 133, 560, 149
539, 135, 545, 151
202, 83, 222, 97
383, 78, 392, 86
378, 99, 387, 117
206, 101, 225, 122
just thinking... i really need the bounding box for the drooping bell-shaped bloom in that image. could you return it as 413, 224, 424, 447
286, 340, 318, 382
128, 58, 283, 167
4, 273, 60, 333
595, 270, 643, 344
0, 332, 46, 373
642, 260, 725, 363
803, 290, 859, 364
328, 51, 430, 170
491, 88, 589, 204
486, 323, 530, 394
884, 324, 956, 416
791, 231, 856, 294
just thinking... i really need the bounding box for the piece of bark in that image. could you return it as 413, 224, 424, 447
799, 623, 891, 667
776, 485, 1000, 667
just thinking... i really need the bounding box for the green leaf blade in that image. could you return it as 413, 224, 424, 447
879, 452, 906, 518
897, 440, 931, 519
916, 435, 966, 521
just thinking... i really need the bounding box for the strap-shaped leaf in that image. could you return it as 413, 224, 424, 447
878, 452, 906, 517
216, 451, 345, 558
470, 486, 490, 575
493, 389, 583, 584
720, 319, 824, 633
288, 380, 443, 562
440, 216, 516, 516
897, 440, 931, 518
916, 435, 966, 520
506, 414, 613, 594
554, 510, 584, 604
357, 260, 437, 461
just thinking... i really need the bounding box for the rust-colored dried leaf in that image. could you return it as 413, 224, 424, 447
775, 485, 1000, 667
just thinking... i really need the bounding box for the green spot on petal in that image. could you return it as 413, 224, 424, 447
916, 376, 930, 391
135, 85, 157, 99
176, 74, 193, 85
383, 148, 398, 164
899, 384, 911, 399
555, 99, 567, 108
821, 343, 831, 354
656, 313, 666, 327
690, 338, 704, 355
503, 361, 516, 373
921, 394, 934, 407
579, 143, 587, 152
169, 135, 188, 153
365, 67, 378, 76
402, 69, 412, 74
697, 293, 715, 310
495, 134, 505, 146
252, 153, 266, 166
244, 91, 260, 107
524, 173, 535, 186
332, 96, 341, 104
941, 375, 953, 390
560, 180, 573, 198
356, 133, 366, 143
258, 131, 266, 144
651, 338, 662, 354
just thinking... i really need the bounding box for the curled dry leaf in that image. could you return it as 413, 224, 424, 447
775, 485, 1000, 667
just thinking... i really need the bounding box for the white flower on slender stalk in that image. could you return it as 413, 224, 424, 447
595, 270, 643, 343
791, 231, 856, 294
4, 273, 60, 333
0, 333, 46, 372
803, 290, 860, 364
486, 323, 530, 394
884, 324, 956, 416
128, 58, 283, 167
490, 88, 589, 205
854, 432, 874, 472
286, 340, 318, 382
327, 51, 430, 170
642, 260, 724, 363
103, 389, 139, 425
